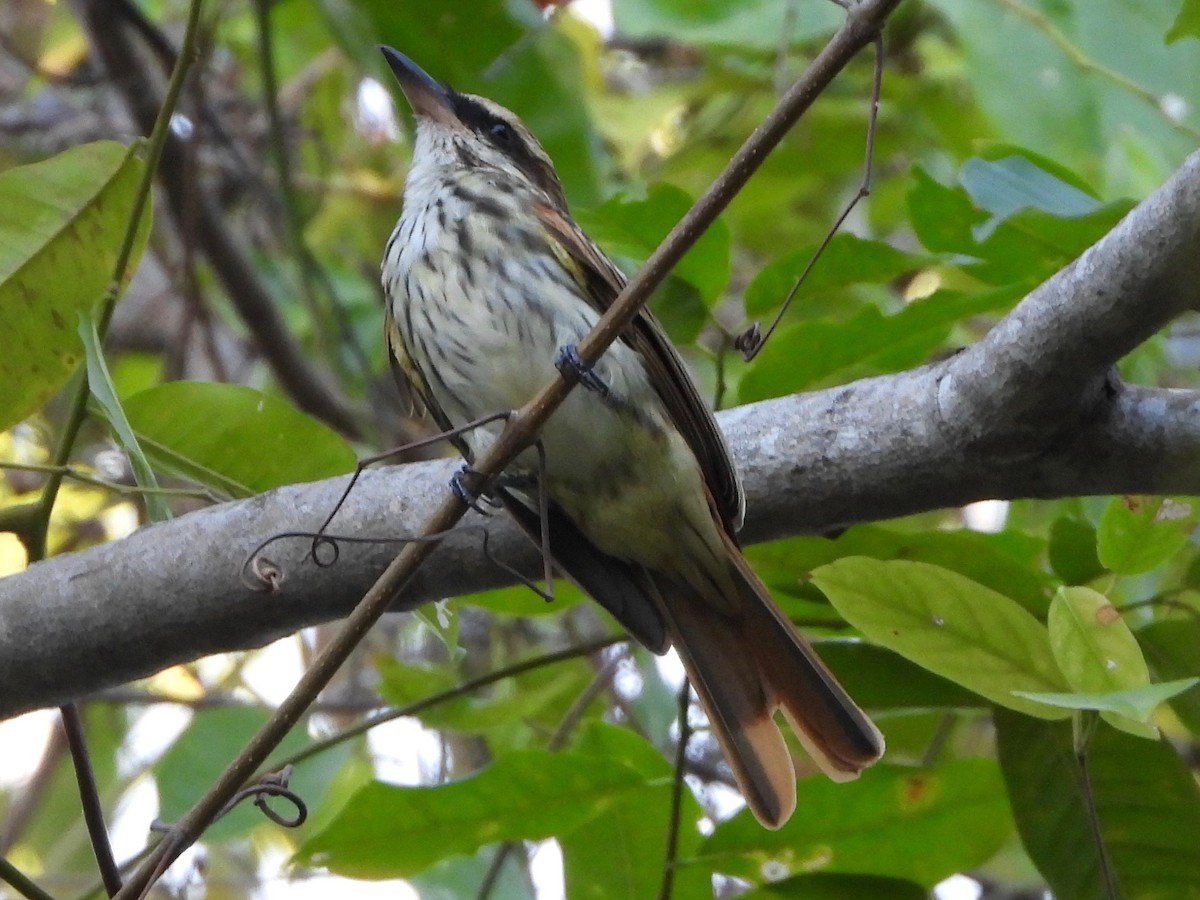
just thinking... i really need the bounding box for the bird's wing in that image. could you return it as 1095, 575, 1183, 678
385, 307, 472, 460
533, 202, 746, 533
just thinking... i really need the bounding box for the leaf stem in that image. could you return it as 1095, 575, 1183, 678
1072, 712, 1119, 900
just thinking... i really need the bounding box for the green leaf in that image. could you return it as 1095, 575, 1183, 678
739, 873, 927, 900
959, 155, 1101, 239
295, 749, 651, 878
1167, 0, 1200, 43
1096, 495, 1195, 575
971, 143, 1106, 197
738, 287, 1019, 401
373, 656, 456, 707
374, 652, 593, 741
361, 2, 523, 90
906, 167, 991, 257
570, 719, 672, 775
612, 0, 842, 49
462, 579, 585, 617
925, 2, 1101, 171
1013, 679, 1199, 720
481, 27, 605, 206
748, 523, 1053, 617
561, 724, 708, 900
743, 234, 931, 317
996, 708, 1200, 900
576, 183, 731, 305
929, 0, 1196, 191
647, 277, 709, 346
698, 760, 1012, 887
80, 312, 169, 521
905, 166, 1129, 285
1046, 586, 1157, 736
121, 382, 356, 497
1047, 517, 1105, 585
411, 598, 462, 662
0, 141, 148, 431
624, 646, 685, 746
1136, 618, 1200, 735
811, 557, 1070, 718
816, 642, 984, 711
157, 706, 312, 842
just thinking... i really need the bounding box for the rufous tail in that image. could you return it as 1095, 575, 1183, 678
651, 529, 884, 828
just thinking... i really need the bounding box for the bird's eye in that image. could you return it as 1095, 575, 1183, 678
489, 121, 514, 144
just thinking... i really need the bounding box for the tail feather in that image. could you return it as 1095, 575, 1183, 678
724, 532, 884, 780
652, 575, 798, 827
651, 530, 884, 828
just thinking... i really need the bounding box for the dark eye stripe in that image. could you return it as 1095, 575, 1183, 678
451, 93, 568, 210
454, 96, 523, 150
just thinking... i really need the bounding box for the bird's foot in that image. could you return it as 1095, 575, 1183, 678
450, 465, 504, 513
555, 344, 611, 399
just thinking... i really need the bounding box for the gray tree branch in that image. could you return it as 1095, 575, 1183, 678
1, 149, 1198, 721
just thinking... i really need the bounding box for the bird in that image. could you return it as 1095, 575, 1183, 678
378, 46, 883, 828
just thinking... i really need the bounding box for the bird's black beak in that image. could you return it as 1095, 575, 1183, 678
378, 46, 456, 125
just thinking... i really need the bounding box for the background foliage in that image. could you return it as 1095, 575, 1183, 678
1, 0, 1199, 897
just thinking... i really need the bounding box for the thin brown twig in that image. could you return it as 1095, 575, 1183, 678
61, 705, 123, 896
252, 0, 320, 333
474, 843, 519, 900
658, 680, 693, 900
113, 5, 904, 895
738, 33, 884, 360
919, 712, 958, 769
34, 0, 204, 557
0, 856, 56, 900
1119, 596, 1200, 622
107, 0, 284, 217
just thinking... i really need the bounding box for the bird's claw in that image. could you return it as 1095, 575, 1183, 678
555, 344, 611, 399
450, 465, 503, 513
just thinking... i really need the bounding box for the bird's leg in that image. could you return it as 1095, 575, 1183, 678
555, 344, 611, 399
452, 443, 557, 601
450, 466, 538, 512
450, 464, 505, 513
311, 409, 515, 560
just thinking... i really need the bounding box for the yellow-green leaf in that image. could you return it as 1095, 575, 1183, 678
0, 141, 149, 430
121, 382, 356, 497
812, 557, 1069, 718
1096, 496, 1194, 575
1048, 586, 1157, 737
296, 750, 650, 879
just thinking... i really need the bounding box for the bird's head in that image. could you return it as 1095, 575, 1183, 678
379, 46, 568, 210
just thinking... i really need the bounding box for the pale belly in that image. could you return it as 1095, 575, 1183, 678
395, 270, 723, 578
